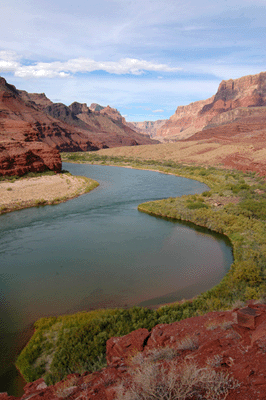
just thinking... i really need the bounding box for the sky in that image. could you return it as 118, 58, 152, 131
0, 0, 265, 121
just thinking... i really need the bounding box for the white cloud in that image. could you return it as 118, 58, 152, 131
0, 0, 265, 121
153, 109, 164, 113
14, 66, 70, 78
0, 53, 181, 78
0, 51, 21, 72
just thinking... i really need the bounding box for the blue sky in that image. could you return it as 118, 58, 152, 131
0, 0, 265, 121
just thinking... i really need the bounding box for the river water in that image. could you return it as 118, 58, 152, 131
0, 163, 233, 395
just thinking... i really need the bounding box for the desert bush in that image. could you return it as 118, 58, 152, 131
146, 347, 178, 362
176, 335, 199, 351
116, 359, 239, 400
17, 307, 158, 385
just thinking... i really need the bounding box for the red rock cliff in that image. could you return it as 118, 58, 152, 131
156, 71, 266, 141
0, 77, 62, 176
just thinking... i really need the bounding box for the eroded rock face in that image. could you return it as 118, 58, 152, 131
4, 303, 266, 400
66, 102, 159, 148
156, 71, 266, 141
89, 103, 104, 112
0, 77, 62, 176
106, 328, 150, 366
157, 96, 215, 140
18, 91, 53, 110
0, 77, 158, 174
0, 141, 61, 176
100, 105, 125, 124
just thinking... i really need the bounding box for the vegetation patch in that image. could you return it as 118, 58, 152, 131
17, 153, 266, 385
0, 169, 57, 182
16, 308, 158, 385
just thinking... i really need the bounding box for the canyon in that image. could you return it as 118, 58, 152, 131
2, 71, 266, 176
2, 71, 266, 399
0, 77, 156, 176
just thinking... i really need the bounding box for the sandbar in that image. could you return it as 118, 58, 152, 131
0, 174, 99, 214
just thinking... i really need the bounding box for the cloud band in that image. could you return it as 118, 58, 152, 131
0, 51, 181, 78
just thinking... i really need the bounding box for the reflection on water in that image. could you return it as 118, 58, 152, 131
0, 163, 233, 395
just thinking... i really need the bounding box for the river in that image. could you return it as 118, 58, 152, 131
0, 163, 233, 395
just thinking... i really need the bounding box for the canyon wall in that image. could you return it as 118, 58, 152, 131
156, 71, 266, 141
0, 78, 62, 176
0, 78, 158, 175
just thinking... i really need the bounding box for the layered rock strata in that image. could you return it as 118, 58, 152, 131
0, 77, 158, 175
156, 71, 266, 141
0, 77, 62, 176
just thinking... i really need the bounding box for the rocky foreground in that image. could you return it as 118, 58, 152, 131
3, 303, 266, 400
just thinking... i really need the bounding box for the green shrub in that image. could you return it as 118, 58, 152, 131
238, 199, 266, 220
186, 201, 209, 209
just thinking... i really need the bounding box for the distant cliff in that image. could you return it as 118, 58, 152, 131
127, 120, 166, 137
156, 71, 266, 140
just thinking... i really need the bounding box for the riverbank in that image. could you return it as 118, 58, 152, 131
16, 155, 266, 387
0, 173, 99, 215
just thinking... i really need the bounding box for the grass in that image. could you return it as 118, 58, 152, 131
0, 169, 57, 182
16, 153, 266, 386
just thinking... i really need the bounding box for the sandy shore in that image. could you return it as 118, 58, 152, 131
0, 174, 99, 214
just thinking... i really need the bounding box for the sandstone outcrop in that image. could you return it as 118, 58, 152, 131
22, 93, 158, 149
0, 77, 62, 176
156, 71, 266, 141
157, 96, 215, 140
44, 103, 91, 130
67, 102, 159, 148
3, 303, 266, 400
18, 91, 53, 110
89, 103, 104, 112
99, 105, 126, 124
0, 141, 61, 177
